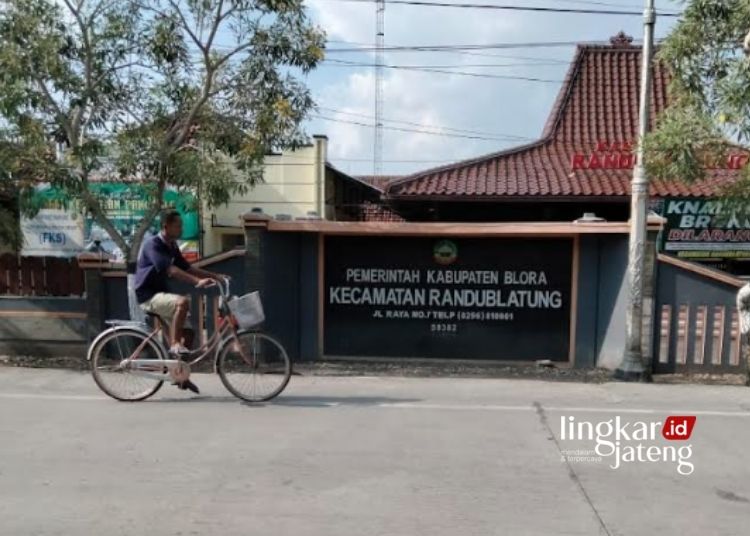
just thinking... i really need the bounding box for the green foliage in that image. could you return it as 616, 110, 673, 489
0, 0, 325, 257
644, 0, 750, 195
642, 105, 728, 184
0, 206, 21, 251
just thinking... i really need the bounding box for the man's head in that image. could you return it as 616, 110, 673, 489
160, 210, 183, 241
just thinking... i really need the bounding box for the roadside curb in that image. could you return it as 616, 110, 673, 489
2, 355, 746, 385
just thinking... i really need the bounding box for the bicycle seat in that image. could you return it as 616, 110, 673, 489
105, 319, 150, 328
105, 313, 162, 329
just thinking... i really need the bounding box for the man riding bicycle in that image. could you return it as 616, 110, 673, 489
135, 210, 227, 392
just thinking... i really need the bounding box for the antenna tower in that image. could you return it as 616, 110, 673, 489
374, 0, 385, 175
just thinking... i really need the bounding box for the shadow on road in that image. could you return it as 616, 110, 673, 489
276, 395, 422, 407
147, 394, 422, 407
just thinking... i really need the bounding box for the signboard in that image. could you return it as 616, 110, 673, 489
324, 236, 574, 361
571, 141, 636, 171
570, 141, 749, 172
83, 183, 199, 241
84, 184, 199, 261
20, 208, 85, 257
655, 198, 750, 260
26, 185, 199, 259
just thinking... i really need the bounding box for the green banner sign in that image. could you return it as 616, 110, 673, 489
28, 184, 200, 259
655, 198, 750, 260
32, 184, 199, 241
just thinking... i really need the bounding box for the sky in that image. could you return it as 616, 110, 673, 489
299, 0, 682, 177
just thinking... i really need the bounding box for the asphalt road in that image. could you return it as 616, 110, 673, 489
1, 367, 750, 536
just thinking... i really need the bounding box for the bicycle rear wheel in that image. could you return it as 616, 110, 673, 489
217, 331, 291, 402
90, 329, 166, 402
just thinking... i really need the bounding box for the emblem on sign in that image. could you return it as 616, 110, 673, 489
433, 240, 458, 265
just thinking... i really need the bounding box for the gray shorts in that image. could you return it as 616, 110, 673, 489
140, 293, 191, 327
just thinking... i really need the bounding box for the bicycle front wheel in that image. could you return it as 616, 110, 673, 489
217, 331, 291, 402
90, 329, 166, 402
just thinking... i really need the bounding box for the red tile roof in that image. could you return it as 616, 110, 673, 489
387, 33, 738, 200
359, 201, 406, 222
355, 175, 404, 192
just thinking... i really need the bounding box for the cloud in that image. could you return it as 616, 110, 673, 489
310, 1, 374, 44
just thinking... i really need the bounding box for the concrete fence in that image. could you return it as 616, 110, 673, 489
239, 216, 664, 368
653, 254, 746, 374
3, 214, 748, 376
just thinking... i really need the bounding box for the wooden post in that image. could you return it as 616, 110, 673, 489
243, 213, 271, 295
639, 217, 663, 377
83, 266, 105, 342
78, 254, 115, 342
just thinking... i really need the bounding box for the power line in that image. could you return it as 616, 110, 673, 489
311, 114, 527, 141
321, 58, 563, 82
322, 58, 567, 69
396, 50, 569, 62
208, 39, 654, 56
325, 41, 572, 62
327, 0, 677, 8
326, 40, 622, 53
318, 0, 682, 17
417, 48, 574, 61
317, 106, 533, 140
551, 0, 667, 6
309, 113, 649, 148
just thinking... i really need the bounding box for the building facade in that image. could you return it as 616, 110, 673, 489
202, 136, 329, 256
202, 136, 406, 256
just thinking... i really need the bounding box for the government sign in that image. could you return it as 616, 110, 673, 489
324, 236, 574, 360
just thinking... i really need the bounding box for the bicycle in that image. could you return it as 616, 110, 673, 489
87, 278, 292, 402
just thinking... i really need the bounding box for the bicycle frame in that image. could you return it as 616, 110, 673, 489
115, 278, 249, 382
121, 318, 237, 381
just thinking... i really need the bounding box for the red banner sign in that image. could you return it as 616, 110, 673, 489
570, 141, 634, 171
570, 141, 749, 171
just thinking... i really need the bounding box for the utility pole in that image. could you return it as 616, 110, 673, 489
615, 0, 656, 381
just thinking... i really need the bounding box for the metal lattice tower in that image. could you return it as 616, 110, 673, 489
374, 0, 385, 176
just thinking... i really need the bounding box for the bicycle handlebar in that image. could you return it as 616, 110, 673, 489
194, 276, 232, 298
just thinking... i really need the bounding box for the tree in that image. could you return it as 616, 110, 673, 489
0, 0, 324, 316
643, 0, 750, 204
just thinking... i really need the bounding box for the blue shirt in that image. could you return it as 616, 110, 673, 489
135, 234, 191, 303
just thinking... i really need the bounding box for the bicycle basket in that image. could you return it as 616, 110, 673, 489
228, 291, 265, 329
